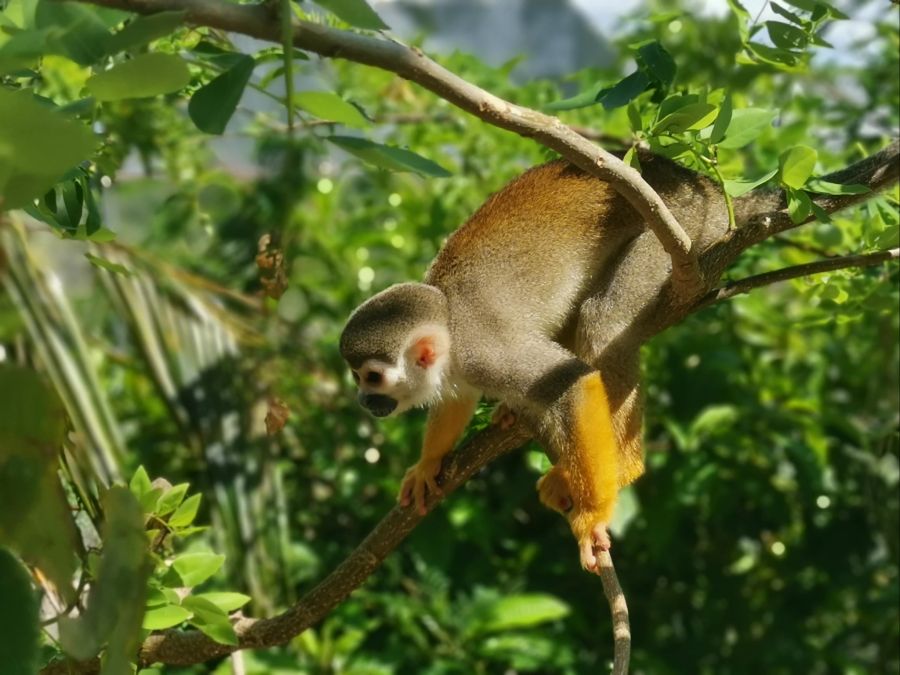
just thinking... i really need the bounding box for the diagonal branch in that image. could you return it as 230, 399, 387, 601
696, 139, 899, 286
693, 247, 899, 312
70, 0, 702, 299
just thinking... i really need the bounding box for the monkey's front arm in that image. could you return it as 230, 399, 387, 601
398, 394, 478, 515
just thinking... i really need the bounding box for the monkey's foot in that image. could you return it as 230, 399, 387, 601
536, 465, 573, 514
578, 523, 611, 572
398, 458, 443, 516
490, 403, 517, 430
570, 510, 612, 572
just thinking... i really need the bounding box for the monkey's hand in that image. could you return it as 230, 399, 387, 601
570, 509, 611, 572
398, 457, 443, 516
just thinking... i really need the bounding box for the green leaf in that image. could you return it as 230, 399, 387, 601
0, 366, 78, 602
745, 42, 804, 70
294, 91, 369, 128
328, 136, 451, 177
805, 179, 869, 196
690, 405, 739, 436
651, 102, 718, 134
183, 596, 238, 646
193, 592, 252, 613
623, 146, 641, 171
169, 493, 202, 528
35, 0, 112, 64
142, 604, 193, 630
717, 108, 777, 149
88, 53, 190, 101
726, 0, 751, 41
627, 102, 643, 133
723, 169, 778, 197
787, 188, 814, 223
780, 145, 818, 188
59, 487, 150, 673
138, 487, 163, 514
597, 70, 651, 111
770, 3, 807, 26
312, 0, 388, 30
0, 88, 97, 210
188, 55, 255, 135
0, 548, 40, 675
156, 483, 189, 516
636, 41, 676, 88
766, 21, 809, 50
106, 10, 186, 52
475, 594, 570, 634
129, 466, 151, 499
709, 93, 732, 144
172, 552, 225, 587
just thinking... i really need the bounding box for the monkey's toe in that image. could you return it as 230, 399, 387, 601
491, 403, 517, 430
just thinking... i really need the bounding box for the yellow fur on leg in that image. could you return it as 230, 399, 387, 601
399, 395, 478, 515
560, 372, 619, 571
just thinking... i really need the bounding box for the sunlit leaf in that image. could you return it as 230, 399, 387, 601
709, 93, 732, 144
295, 91, 369, 128
805, 179, 869, 196
168, 493, 202, 528
193, 592, 252, 613
651, 102, 718, 134
88, 53, 190, 101
473, 594, 570, 634
780, 145, 818, 189
183, 596, 238, 646
312, 0, 388, 30
723, 169, 778, 197
766, 21, 809, 50
142, 603, 192, 630
717, 108, 777, 149
172, 552, 225, 587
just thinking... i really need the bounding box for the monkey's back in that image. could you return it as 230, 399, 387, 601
426, 160, 636, 337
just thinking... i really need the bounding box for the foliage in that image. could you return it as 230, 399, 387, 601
0, 0, 897, 673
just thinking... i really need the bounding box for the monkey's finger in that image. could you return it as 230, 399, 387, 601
591, 524, 611, 551
579, 539, 598, 572
414, 478, 428, 515
398, 475, 414, 506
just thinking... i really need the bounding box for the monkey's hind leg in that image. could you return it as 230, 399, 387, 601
556, 371, 619, 570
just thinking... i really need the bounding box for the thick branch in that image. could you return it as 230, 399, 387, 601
705, 140, 900, 282
42, 420, 630, 673
72, 0, 702, 298
694, 247, 899, 312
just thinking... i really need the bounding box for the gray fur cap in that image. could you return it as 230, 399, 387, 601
339, 282, 449, 368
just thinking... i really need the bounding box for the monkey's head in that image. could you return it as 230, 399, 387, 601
340, 282, 451, 418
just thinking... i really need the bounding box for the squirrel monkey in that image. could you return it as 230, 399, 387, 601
340, 155, 728, 570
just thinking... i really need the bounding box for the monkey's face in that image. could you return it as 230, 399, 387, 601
347, 324, 451, 418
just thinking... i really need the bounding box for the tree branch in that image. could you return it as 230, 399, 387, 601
706, 140, 900, 282
693, 247, 899, 312
42, 420, 630, 674
70, 0, 702, 299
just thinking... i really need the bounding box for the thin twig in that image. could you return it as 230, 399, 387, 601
597, 550, 631, 675
695, 247, 899, 311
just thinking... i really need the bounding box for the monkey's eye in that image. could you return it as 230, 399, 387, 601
365, 371, 383, 385
351, 371, 360, 384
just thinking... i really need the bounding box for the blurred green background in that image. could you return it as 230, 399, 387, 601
1, 0, 898, 673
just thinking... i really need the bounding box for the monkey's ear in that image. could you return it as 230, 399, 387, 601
411, 335, 440, 368
408, 327, 449, 369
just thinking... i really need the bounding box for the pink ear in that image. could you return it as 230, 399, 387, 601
412, 336, 439, 368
